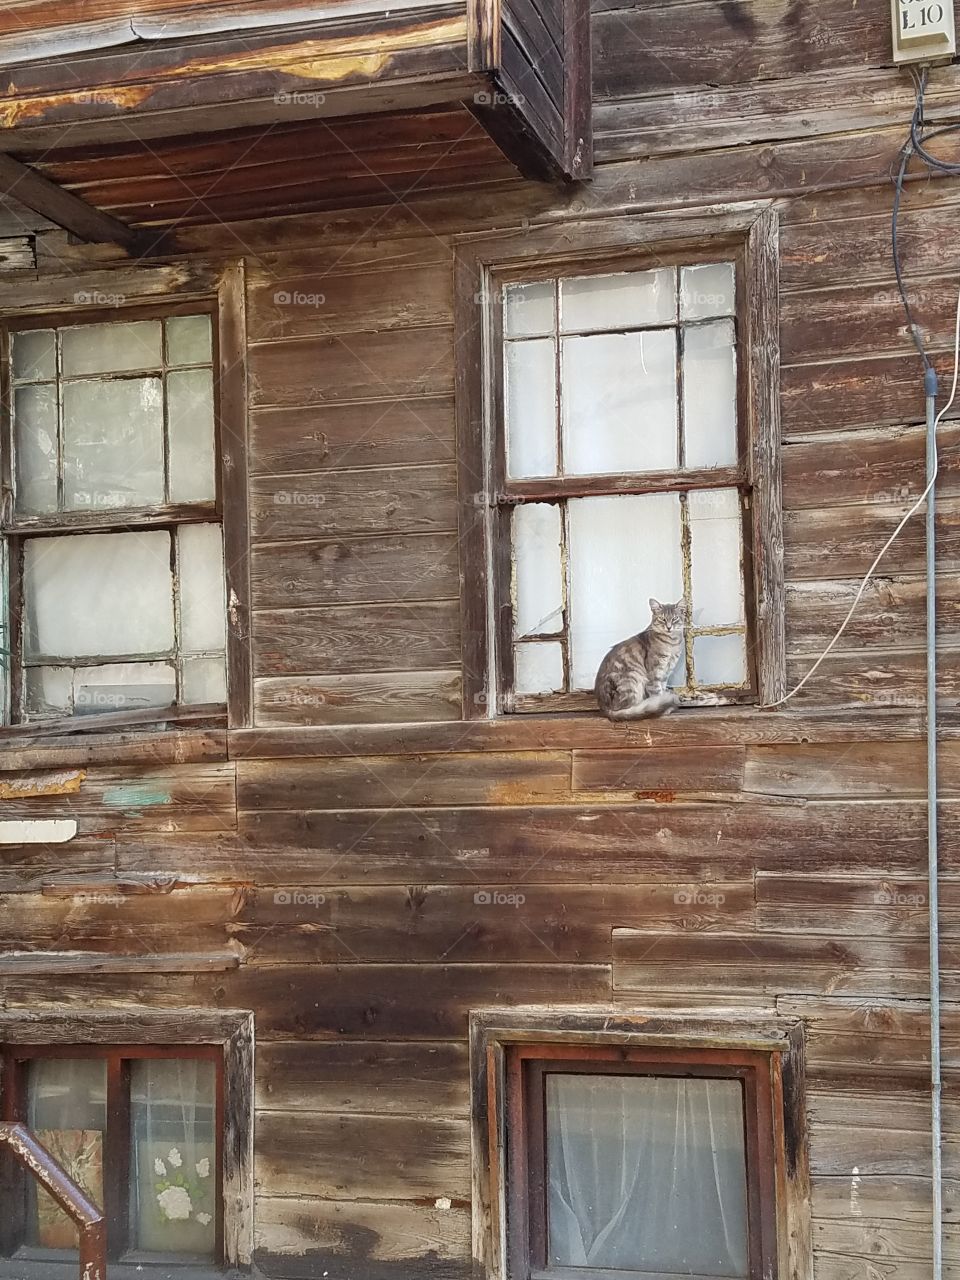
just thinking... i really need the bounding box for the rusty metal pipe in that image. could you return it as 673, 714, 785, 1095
0, 1121, 106, 1280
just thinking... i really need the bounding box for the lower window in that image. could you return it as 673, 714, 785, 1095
1, 1046, 222, 1265
506, 1046, 777, 1280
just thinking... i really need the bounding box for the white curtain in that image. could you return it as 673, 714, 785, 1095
546, 1073, 749, 1277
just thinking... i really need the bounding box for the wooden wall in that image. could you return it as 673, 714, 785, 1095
3, 0, 960, 1277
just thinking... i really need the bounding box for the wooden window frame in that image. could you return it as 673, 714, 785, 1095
454, 207, 784, 719
0, 261, 251, 733
0, 1008, 253, 1274
469, 1009, 810, 1280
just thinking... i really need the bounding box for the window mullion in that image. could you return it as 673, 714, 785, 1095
104, 1053, 131, 1261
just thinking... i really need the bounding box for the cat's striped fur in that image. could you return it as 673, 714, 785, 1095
594, 598, 686, 721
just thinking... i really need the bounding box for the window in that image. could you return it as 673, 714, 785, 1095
0, 1046, 223, 1265
455, 211, 784, 718
504, 1046, 777, 1280
1, 307, 231, 724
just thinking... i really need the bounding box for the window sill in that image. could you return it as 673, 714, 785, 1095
0, 704, 228, 770
0, 1257, 239, 1280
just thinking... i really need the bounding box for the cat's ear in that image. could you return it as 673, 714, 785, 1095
649, 597, 662, 612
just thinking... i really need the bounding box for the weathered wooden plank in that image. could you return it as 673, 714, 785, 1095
758, 874, 960, 938
0, 949, 239, 973
256, 1041, 470, 1114
231, 882, 756, 964
786, 575, 960, 654
237, 752, 572, 810
784, 499, 960, 580
253, 601, 460, 677
0, 729, 227, 772
0, 837, 115, 893
811, 1171, 960, 1223
572, 747, 745, 796
744, 743, 960, 799
248, 327, 453, 409
813, 1218, 960, 1269
782, 425, 960, 510
250, 464, 458, 541
254, 671, 462, 727
784, 649, 960, 712
256, 1111, 470, 1200
249, 532, 460, 610
0, 763, 237, 834
249, 396, 456, 476
254, 1196, 471, 1276
247, 260, 453, 342
613, 931, 940, 1001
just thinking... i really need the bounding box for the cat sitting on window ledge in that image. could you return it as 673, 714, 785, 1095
595, 598, 722, 721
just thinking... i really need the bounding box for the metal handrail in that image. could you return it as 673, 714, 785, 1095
0, 1121, 106, 1280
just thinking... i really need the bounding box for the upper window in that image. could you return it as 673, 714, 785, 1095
455, 212, 784, 719
2, 309, 228, 723
501, 264, 748, 711
0, 1045, 222, 1265
504, 1045, 778, 1280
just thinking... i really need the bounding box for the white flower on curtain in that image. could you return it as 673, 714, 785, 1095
157, 1186, 193, 1221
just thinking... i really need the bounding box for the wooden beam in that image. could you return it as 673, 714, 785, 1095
0, 152, 147, 253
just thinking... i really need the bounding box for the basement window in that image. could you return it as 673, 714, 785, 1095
1, 309, 228, 724
455, 212, 784, 717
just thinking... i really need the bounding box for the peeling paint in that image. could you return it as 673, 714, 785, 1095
102, 784, 171, 809
0, 769, 84, 799
0, 819, 77, 844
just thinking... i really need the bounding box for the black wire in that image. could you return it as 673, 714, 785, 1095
891, 65, 960, 372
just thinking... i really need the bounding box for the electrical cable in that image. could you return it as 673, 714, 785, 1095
762, 67, 960, 708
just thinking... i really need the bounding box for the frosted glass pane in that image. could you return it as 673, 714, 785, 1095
168, 369, 217, 502
166, 314, 213, 366
514, 641, 564, 695
568, 493, 682, 690
513, 502, 564, 638
61, 320, 162, 375
23, 666, 73, 717
178, 523, 227, 653
23, 530, 175, 659
12, 330, 56, 382
561, 269, 676, 331
74, 662, 176, 714
693, 633, 748, 686
680, 262, 736, 319
504, 282, 554, 337
562, 330, 677, 475
14, 383, 58, 513
63, 378, 164, 509
683, 321, 737, 468
505, 338, 557, 478
183, 656, 227, 704
689, 488, 744, 627
545, 1074, 748, 1276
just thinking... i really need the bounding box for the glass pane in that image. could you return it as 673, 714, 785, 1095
167, 369, 217, 503
74, 661, 176, 715
178, 523, 227, 653
681, 262, 736, 320
14, 383, 58, 513
62, 378, 164, 510
683, 320, 738, 468
689, 488, 745, 627
28, 1059, 107, 1250
23, 530, 175, 660
61, 320, 162, 376
23, 665, 73, 717
561, 268, 676, 331
12, 329, 56, 382
546, 1073, 749, 1276
514, 641, 564, 695
505, 337, 557, 479
504, 282, 554, 337
512, 502, 564, 638
130, 1059, 217, 1257
182, 657, 227, 704
562, 330, 677, 475
166, 314, 213, 366
693, 633, 749, 687
568, 493, 682, 691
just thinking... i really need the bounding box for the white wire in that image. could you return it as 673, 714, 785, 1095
762, 276, 960, 709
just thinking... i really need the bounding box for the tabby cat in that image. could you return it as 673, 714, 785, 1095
594, 598, 691, 721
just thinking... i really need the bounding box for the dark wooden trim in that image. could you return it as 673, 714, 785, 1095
501, 465, 745, 502
0, 154, 147, 256
561, 0, 592, 178
217, 262, 252, 731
